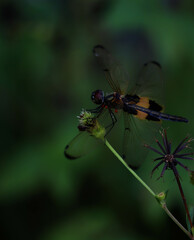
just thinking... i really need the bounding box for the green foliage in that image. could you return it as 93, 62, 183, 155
1, 0, 194, 239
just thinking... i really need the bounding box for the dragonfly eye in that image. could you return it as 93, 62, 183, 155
91, 90, 104, 105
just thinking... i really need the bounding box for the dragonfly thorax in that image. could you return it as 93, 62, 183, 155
91, 90, 104, 105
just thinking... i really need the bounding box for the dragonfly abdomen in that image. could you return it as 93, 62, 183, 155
151, 111, 188, 122
123, 95, 163, 121
131, 105, 188, 123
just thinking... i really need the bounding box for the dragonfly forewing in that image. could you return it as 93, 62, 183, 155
122, 111, 161, 168
131, 61, 164, 105
65, 131, 96, 160
93, 45, 129, 94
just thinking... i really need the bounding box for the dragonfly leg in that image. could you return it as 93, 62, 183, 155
105, 108, 117, 136
87, 105, 103, 113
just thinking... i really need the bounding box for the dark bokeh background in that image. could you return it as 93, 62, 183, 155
1, 0, 194, 239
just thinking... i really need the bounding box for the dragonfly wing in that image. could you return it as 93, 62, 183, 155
122, 112, 161, 168
93, 45, 129, 94
65, 131, 95, 160
131, 61, 164, 105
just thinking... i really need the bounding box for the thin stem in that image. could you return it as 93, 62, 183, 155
172, 165, 193, 230
104, 139, 155, 197
104, 139, 194, 240
161, 203, 194, 240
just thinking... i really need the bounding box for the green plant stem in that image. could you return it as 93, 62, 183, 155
172, 166, 193, 230
105, 139, 156, 197
161, 203, 194, 240
104, 139, 194, 240
104, 139, 156, 197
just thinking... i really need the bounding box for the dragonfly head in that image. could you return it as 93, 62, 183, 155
91, 90, 104, 105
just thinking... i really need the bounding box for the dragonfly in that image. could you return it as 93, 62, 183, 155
65, 45, 188, 168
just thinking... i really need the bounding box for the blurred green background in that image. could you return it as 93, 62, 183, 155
1, 0, 194, 239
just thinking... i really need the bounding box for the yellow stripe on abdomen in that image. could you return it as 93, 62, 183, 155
137, 97, 150, 108
135, 97, 149, 120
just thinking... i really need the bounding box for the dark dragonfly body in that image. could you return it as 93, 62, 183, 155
65, 45, 188, 168
91, 89, 188, 123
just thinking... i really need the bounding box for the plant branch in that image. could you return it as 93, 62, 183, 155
104, 139, 194, 240
172, 166, 193, 230
161, 202, 194, 240
104, 139, 155, 197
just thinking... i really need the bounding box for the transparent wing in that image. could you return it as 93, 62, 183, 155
122, 112, 161, 168
65, 132, 95, 160
93, 45, 129, 94
131, 61, 164, 105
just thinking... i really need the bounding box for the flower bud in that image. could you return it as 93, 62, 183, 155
155, 191, 167, 204
77, 109, 106, 140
